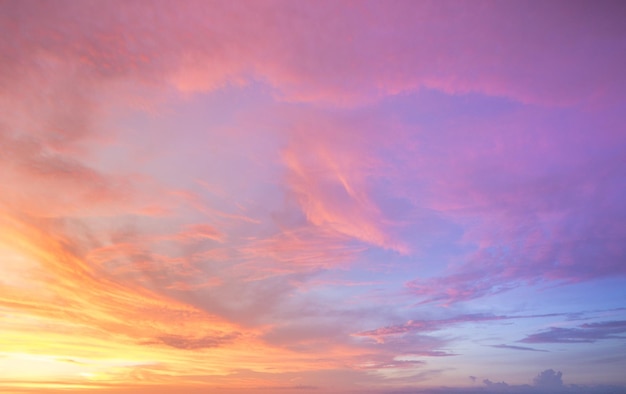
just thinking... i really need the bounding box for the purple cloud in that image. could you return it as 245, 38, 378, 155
533, 369, 563, 388
521, 320, 626, 344
490, 344, 548, 352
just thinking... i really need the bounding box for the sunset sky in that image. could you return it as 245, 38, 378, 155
1, 1, 626, 393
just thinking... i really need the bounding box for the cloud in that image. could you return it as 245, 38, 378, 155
1, 1, 626, 392
355, 313, 564, 342
520, 320, 626, 344
483, 378, 509, 389
279, 111, 410, 253
239, 227, 365, 275
490, 344, 548, 353
150, 333, 241, 350
355, 314, 505, 340
403, 102, 626, 305
5, 1, 625, 109
357, 359, 426, 371
3, 0, 624, 304
533, 369, 563, 388
387, 370, 625, 394
176, 223, 225, 243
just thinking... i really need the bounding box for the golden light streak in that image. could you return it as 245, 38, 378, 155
0, 207, 363, 392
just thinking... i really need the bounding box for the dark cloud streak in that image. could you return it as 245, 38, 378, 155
521, 320, 626, 344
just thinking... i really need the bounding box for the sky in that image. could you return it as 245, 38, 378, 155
1, 1, 626, 393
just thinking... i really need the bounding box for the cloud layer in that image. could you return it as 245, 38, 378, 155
1, 1, 626, 393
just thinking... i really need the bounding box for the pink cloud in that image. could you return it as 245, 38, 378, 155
354, 314, 509, 342
4, 1, 624, 108
176, 223, 225, 243
281, 123, 408, 253
239, 227, 365, 275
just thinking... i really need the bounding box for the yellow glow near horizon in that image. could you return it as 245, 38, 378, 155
0, 212, 350, 392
